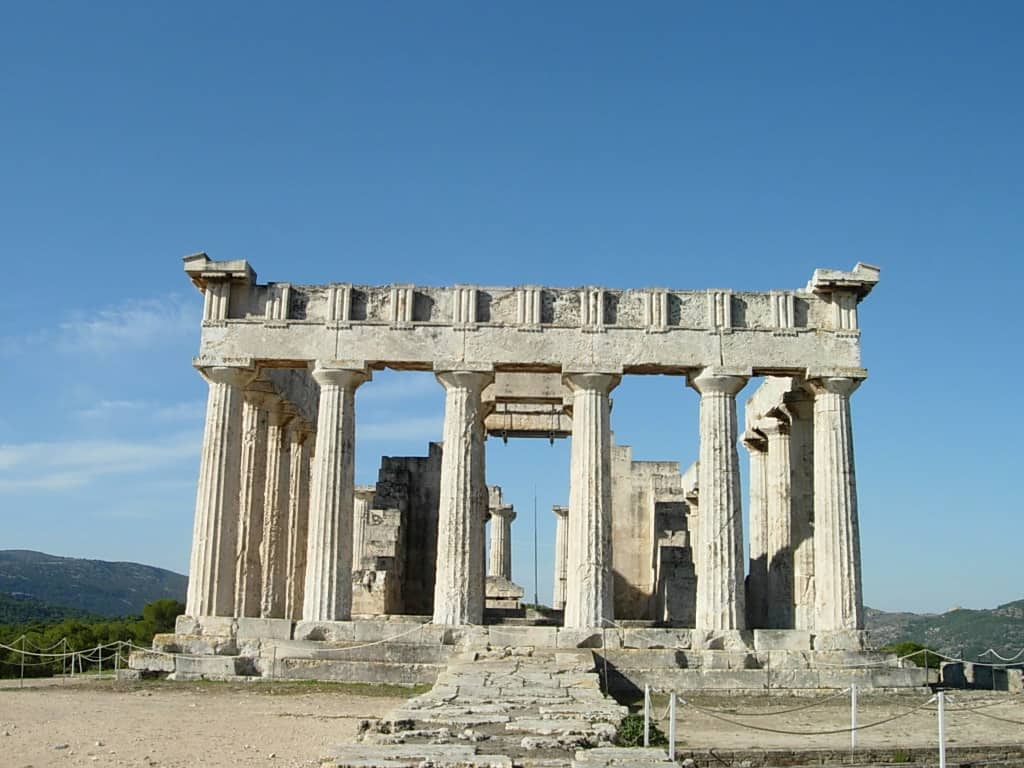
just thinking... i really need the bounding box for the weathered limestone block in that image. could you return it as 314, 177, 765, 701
432, 370, 491, 625
621, 628, 692, 650
293, 620, 357, 642
175, 615, 237, 637
129, 651, 175, 673
691, 629, 753, 651
688, 367, 748, 631
753, 629, 812, 651
186, 364, 255, 617
813, 628, 868, 651
303, 363, 369, 622
563, 372, 619, 630
236, 617, 293, 641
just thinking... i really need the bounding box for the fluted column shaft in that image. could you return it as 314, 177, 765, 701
302, 364, 369, 622
563, 373, 619, 629
788, 396, 816, 631
285, 424, 312, 620
432, 370, 492, 625
810, 377, 864, 630
234, 393, 268, 617
743, 434, 768, 628
689, 368, 748, 631
763, 419, 794, 628
488, 506, 515, 580
552, 505, 569, 611
186, 365, 254, 617
260, 403, 292, 618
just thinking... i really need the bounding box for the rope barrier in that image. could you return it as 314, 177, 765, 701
677, 694, 938, 736
979, 648, 1024, 663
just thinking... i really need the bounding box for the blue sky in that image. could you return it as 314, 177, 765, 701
1, 2, 1020, 614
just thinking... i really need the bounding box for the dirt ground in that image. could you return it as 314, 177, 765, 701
2, 677, 1023, 768
0, 677, 409, 768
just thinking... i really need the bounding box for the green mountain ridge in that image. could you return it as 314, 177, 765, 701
0, 550, 186, 618
866, 600, 1024, 660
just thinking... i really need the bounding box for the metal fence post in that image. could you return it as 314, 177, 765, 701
851, 684, 857, 751
668, 691, 677, 760
643, 683, 650, 747
938, 691, 946, 768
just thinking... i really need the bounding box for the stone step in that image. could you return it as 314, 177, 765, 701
604, 665, 928, 692
572, 746, 677, 768
260, 638, 454, 664
324, 744, 513, 768
269, 657, 442, 685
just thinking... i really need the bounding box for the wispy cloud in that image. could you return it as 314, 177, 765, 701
56, 294, 198, 353
358, 416, 442, 443
1, 293, 200, 358
0, 431, 201, 492
76, 399, 206, 423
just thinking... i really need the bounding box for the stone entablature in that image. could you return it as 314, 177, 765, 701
185, 254, 879, 374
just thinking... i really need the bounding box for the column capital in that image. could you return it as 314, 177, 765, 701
562, 372, 620, 394
742, 429, 767, 452
807, 376, 862, 398
552, 504, 569, 519
688, 366, 749, 396
198, 364, 257, 388
436, 369, 493, 393
490, 504, 516, 522
756, 417, 790, 439
311, 361, 371, 389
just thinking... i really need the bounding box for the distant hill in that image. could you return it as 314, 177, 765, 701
0, 592, 96, 624
0, 550, 187, 619
866, 600, 1024, 660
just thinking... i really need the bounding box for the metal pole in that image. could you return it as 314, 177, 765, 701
850, 684, 857, 751
98, 644, 103, 677
20, 636, 25, 688
668, 691, 677, 760
643, 684, 651, 747
938, 691, 946, 768
533, 486, 539, 607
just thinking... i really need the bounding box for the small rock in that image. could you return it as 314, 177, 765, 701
95, 741, 104, 747
681, 760, 696, 768
739, 761, 752, 768
268, 754, 275, 759
54, 744, 69, 750
2, 731, 9, 736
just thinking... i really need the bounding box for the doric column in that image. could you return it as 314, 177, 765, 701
302, 363, 370, 622
260, 401, 294, 619
260, 401, 293, 618
186, 363, 255, 617
234, 391, 269, 617
787, 394, 816, 631
432, 370, 492, 625
762, 417, 794, 628
488, 504, 516, 580
552, 505, 569, 611
809, 376, 864, 631
688, 367, 748, 631
352, 486, 375, 570
284, 422, 312, 621
563, 372, 619, 629
742, 431, 768, 628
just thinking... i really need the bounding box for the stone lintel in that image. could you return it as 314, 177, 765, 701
433, 360, 495, 374
804, 366, 868, 382
753, 629, 812, 652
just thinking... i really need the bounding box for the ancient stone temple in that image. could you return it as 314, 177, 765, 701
177, 254, 880, 652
